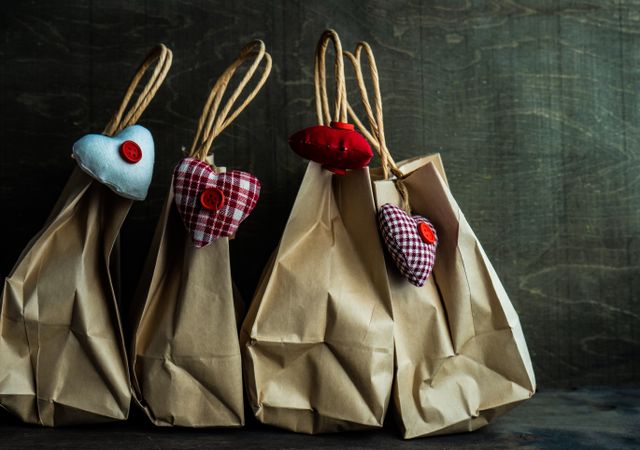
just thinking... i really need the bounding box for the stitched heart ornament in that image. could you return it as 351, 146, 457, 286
174, 157, 261, 248
72, 124, 154, 200
378, 203, 438, 287
288, 122, 373, 174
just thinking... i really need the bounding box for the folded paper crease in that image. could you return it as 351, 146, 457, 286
130, 179, 244, 428
0, 168, 132, 426
241, 162, 395, 434
374, 155, 536, 439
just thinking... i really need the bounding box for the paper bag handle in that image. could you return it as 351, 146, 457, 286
314, 29, 348, 125
189, 39, 272, 163
103, 44, 173, 137
344, 42, 410, 211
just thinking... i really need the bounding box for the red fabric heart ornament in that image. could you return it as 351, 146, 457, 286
174, 157, 261, 248
288, 121, 373, 174
378, 203, 438, 287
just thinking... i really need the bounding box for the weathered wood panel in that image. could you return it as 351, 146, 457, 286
0, 0, 638, 388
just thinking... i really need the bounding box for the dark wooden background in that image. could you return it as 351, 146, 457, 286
0, 0, 638, 389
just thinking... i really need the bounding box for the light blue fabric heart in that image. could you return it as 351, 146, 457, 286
72, 125, 154, 201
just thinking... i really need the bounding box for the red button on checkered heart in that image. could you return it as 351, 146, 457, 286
174, 157, 261, 248
378, 203, 438, 287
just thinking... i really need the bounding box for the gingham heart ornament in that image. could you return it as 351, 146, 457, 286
378, 203, 438, 287
173, 157, 261, 248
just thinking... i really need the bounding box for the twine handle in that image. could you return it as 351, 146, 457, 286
103, 44, 173, 136
314, 29, 348, 125
189, 39, 272, 162
344, 42, 410, 212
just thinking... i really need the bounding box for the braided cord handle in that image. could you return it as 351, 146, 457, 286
344, 42, 410, 212
103, 44, 173, 137
189, 39, 272, 162
314, 29, 348, 125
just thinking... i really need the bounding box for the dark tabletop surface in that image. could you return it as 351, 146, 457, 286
1, 388, 638, 449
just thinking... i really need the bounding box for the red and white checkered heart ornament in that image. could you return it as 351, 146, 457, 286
173, 157, 261, 248
378, 203, 438, 287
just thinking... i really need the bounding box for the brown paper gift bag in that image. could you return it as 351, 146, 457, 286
345, 42, 536, 439
130, 40, 271, 427
241, 30, 395, 434
0, 45, 173, 426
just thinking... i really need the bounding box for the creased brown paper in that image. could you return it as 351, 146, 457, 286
0, 44, 172, 426
241, 162, 395, 434
373, 156, 536, 439
130, 39, 272, 428
130, 178, 244, 427
0, 168, 132, 425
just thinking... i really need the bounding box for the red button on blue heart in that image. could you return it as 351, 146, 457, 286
173, 157, 261, 248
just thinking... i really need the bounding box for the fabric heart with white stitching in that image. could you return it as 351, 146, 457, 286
378, 203, 438, 287
72, 125, 154, 201
173, 157, 261, 248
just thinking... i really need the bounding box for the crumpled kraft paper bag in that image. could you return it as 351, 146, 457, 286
130, 175, 244, 427
372, 155, 536, 439
241, 161, 395, 434
0, 167, 132, 426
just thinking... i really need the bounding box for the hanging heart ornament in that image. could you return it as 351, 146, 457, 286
378, 203, 438, 287
173, 157, 261, 248
288, 121, 373, 174
72, 124, 154, 200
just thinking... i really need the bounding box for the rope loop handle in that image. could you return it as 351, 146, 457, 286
314, 29, 348, 125
344, 41, 410, 212
104, 44, 173, 136
189, 39, 272, 162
